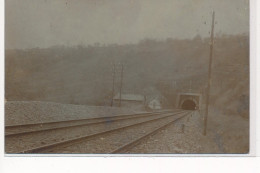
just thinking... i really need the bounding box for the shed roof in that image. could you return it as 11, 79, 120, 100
113, 93, 144, 101
178, 92, 202, 96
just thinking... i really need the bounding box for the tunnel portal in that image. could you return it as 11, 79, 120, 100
181, 100, 196, 110
176, 92, 202, 110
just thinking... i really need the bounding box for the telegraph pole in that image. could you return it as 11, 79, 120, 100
189, 80, 192, 92
119, 63, 124, 107
204, 11, 215, 135
111, 62, 116, 107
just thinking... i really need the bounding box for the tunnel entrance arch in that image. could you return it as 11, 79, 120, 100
181, 99, 197, 110
176, 92, 202, 110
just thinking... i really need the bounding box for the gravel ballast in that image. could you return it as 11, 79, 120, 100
5, 101, 137, 126
126, 110, 249, 154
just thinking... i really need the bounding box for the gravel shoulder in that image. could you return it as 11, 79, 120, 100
127, 110, 249, 154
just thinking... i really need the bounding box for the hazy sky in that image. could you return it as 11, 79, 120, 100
6, 0, 249, 49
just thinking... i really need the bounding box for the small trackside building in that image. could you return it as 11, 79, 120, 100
113, 93, 145, 109
148, 98, 162, 110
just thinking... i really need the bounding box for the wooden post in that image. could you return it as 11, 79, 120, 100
119, 63, 124, 107
181, 124, 185, 133
189, 80, 192, 92
111, 63, 116, 107
204, 11, 215, 136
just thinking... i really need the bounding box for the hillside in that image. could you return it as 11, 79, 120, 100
5, 34, 249, 117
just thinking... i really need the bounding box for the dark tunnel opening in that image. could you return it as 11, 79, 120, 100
181, 100, 196, 110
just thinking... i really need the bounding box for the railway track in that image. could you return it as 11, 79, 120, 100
110, 112, 188, 154
5, 110, 191, 154
6, 110, 180, 153
5, 110, 176, 137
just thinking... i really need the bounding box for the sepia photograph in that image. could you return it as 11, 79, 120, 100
4, 0, 250, 154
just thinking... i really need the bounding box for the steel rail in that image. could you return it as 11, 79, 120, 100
110, 112, 192, 154
5, 110, 180, 137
